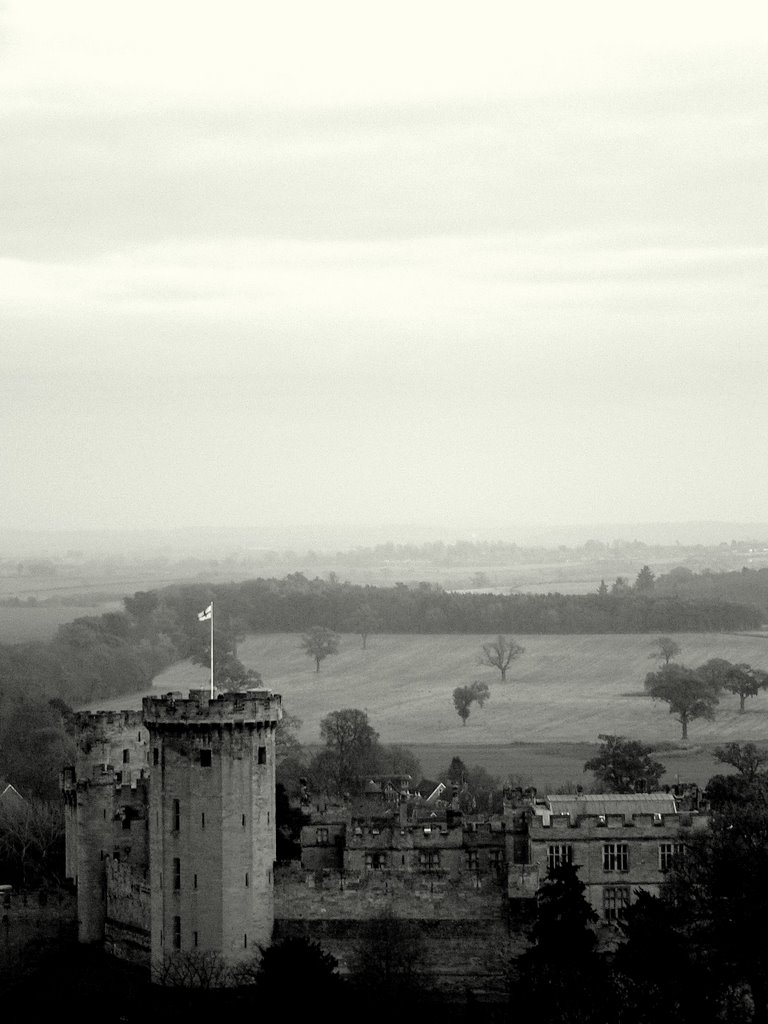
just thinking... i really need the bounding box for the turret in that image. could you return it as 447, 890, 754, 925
143, 688, 281, 978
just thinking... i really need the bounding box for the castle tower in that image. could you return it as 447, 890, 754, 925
143, 688, 281, 977
64, 710, 150, 943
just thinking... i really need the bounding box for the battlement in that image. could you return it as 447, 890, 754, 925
531, 811, 708, 833
74, 710, 145, 732
142, 688, 282, 728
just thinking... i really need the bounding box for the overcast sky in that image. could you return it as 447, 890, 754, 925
2, 1, 767, 538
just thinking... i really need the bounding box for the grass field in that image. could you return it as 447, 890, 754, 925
90, 631, 768, 787
0, 602, 123, 643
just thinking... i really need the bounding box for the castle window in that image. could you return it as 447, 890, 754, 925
419, 851, 440, 872
365, 852, 386, 871
153, 748, 159, 766
201, 813, 205, 829
200, 749, 212, 767
245, 872, 249, 887
122, 749, 130, 764
316, 828, 329, 845
603, 886, 630, 922
193, 874, 198, 890
547, 844, 573, 871
659, 843, 684, 872
173, 858, 181, 890
193, 931, 199, 948
489, 849, 504, 873
244, 934, 248, 949
602, 843, 629, 872
258, 747, 267, 765
465, 850, 479, 871
172, 800, 180, 832
173, 916, 181, 949
242, 814, 246, 828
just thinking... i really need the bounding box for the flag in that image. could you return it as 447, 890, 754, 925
198, 604, 212, 621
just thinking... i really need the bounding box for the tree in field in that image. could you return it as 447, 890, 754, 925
597, 579, 608, 599
644, 664, 719, 740
452, 681, 490, 726
583, 734, 665, 793
634, 565, 656, 594
350, 603, 382, 650
650, 636, 681, 666
479, 635, 524, 682
697, 656, 733, 690
722, 662, 768, 712
301, 626, 340, 672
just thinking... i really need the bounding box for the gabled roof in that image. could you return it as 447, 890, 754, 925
547, 792, 677, 817
0, 783, 26, 807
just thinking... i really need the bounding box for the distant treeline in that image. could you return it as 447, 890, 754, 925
0, 571, 763, 800
130, 574, 762, 651
655, 565, 768, 618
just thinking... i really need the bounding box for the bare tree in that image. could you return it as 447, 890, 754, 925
0, 799, 65, 886
153, 951, 232, 988
479, 635, 525, 682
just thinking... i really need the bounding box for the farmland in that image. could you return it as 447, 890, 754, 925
87, 631, 768, 787
0, 601, 123, 643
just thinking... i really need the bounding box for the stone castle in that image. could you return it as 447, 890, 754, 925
62, 687, 706, 994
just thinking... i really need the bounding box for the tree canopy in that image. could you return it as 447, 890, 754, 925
300, 626, 340, 672
451, 681, 490, 726
583, 734, 665, 793
644, 664, 719, 740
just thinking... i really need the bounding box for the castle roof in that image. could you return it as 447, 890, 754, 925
546, 792, 678, 817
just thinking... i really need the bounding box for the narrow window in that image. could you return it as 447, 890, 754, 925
193, 874, 198, 890
659, 843, 684, 871
201, 812, 205, 829
173, 916, 181, 949
122, 749, 130, 764
193, 931, 199, 948
602, 843, 629, 872
242, 814, 246, 828
172, 799, 180, 832
153, 748, 159, 766
245, 872, 249, 887
603, 886, 630, 921
200, 749, 212, 767
258, 747, 267, 765
244, 934, 248, 949
173, 858, 181, 890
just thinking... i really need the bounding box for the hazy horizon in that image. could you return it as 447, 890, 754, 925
5, 520, 768, 560
3, 2, 768, 535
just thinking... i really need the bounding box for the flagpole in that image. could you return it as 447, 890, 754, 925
210, 600, 214, 699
